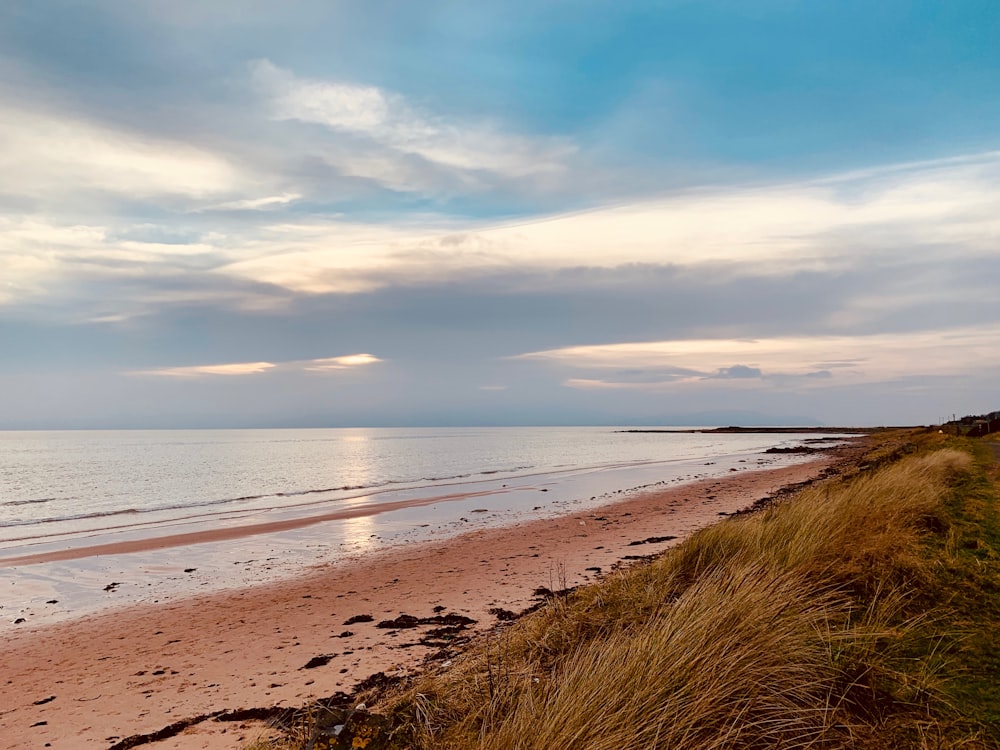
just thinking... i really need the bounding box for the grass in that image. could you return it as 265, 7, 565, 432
253, 430, 1000, 749
930, 439, 1000, 736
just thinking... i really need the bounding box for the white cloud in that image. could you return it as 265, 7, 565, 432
132, 361, 277, 377
0, 105, 247, 201
216, 217, 511, 294
0, 214, 315, 316
517, 325, 1000, 388
0, 217, 239, 312
217, 149, 1000, 296
4, 132, 998, 342
302, 353, 382, 371
250, 59, 576, 183
208, 192, 302, 211
129, 353, 381, 377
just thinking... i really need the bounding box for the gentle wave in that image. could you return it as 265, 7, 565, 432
1, 497, 63, 507
0, 465, 536, 528
0, 507, 142, 528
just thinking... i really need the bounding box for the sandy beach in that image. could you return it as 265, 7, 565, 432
0, 452, 847, 750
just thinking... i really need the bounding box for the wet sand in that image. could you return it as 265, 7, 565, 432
0, 454, 845, 750
0, 487, 506, 569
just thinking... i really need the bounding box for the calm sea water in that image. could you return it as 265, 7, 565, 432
0, 427, 840, 624
0, 427, 825, 545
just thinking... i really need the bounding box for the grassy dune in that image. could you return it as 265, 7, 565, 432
256, 431, 1000, 749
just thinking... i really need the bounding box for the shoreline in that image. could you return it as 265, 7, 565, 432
0, 446, 825, 627
0, 486, 511, 568
0, 447, 857, 750
617, 426, 887, 434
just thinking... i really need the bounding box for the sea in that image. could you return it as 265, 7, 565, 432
0, 427, 840, 626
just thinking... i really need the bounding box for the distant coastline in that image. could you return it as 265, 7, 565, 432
618, 425, 891, 434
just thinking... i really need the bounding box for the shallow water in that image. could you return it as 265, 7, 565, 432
0, 427, 839, 627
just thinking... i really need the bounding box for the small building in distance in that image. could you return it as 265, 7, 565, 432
943, 410, 1000, 437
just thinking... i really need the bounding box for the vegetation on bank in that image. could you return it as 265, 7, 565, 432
252, 430, 1000, 749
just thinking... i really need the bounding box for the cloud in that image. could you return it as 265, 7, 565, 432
215, 149, 1000, 297
302, 353, 382, 371
0, 104, 248, 204
3, 88, 997, 331
134, 361, 276, 377
250, 59, 576, 187
563, 377, 686, 391
0, 216, 256, 313
130, 353, 381, 377
517, 325, 1000, 388
709, 365, 763, 379
207, 192, 303, 211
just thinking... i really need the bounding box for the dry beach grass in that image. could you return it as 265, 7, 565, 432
256, 433, 1000, 750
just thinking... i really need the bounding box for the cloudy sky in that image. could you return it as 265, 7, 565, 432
1, 1, 998, 428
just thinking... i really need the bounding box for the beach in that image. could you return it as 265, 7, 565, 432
0, 448, 850, 750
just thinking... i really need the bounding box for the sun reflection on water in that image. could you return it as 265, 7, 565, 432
340, 513, 379, 552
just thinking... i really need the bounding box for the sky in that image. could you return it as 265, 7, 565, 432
1, 0, 998, 428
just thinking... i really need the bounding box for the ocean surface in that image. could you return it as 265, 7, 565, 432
0, 427, 828, 543
0, 427, 839, 624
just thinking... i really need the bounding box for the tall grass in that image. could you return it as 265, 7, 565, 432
377, 446, 978, 749
482, 567, 853, 750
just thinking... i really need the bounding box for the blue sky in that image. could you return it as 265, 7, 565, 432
1, 1, 998, 427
